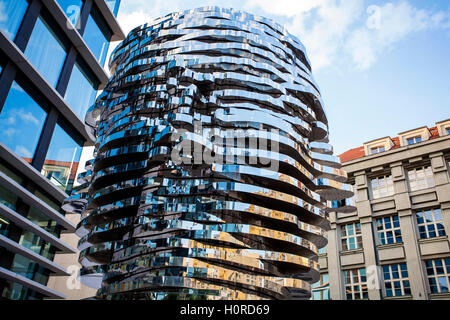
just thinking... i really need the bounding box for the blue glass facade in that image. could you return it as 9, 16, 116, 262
0, 0, 124, 300
24, 15, 68, 88
105, 0, 121, 17
0, 81, 47, 160
56, 0, 84, 26
64, 59, 98, 118
0, 0, 29, 40
42, 121, 83, 194
83, 5, 111, 66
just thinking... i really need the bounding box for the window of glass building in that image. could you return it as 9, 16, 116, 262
376, 215, 402, 245
425, 258, 450, 294
344, 268, 368, 300
83, 5, 112, 66
19, 230, 55, 261
311, 273, 330, 300
416, 208, 446, 239
41, 120, 83, 195
0, 214, 11, 236
382, 264, 411, 297
34, 189, 65, 216
407, 136, 422, 145
0, 81, 47, 161
64, 59, 99, 118
341, 222, 362, 251
56, 0, 84, 27
105, 0, 121, 17
0, 0, 29, 41
407, 166, 434, 191
9, 253, 50, 285
24, 14, 68, 88
26, 206, 61, 238
371, 175, 394, 199
1, 280, 44, 300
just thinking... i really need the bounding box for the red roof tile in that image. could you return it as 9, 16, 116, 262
339, 146, 365, 163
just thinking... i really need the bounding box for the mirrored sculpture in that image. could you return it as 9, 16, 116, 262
63, 7, 355, 300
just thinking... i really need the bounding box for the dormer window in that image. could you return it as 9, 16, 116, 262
370, 146, 385, 154
407, 136, 422, 145
363, 137, 393, 156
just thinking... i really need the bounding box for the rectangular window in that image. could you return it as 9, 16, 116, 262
407, 136, 422, 145
24, 13, 68, 88
407, 166, 434, 192
383, 264, 411, 297
446, 128, 450, 135
416, 208, 446, 239
64, 59, 99, 118
341, 222, 362, 251
105, 0, 121, 17
83, 5, 112, 67
1, 279, 44, 300
425, 258, 450, 294
376, 215, 402, 245
41, 120, 83, 195
371, 146, 385, 154
344, 268, 368, 300
371, 175, 394, 199
0, 81, 48, 160
311, 273, 330, 300
56, 0, 84, 26
0, 0, 29, 41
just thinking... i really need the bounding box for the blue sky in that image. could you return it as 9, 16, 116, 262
113, 0, 450, 154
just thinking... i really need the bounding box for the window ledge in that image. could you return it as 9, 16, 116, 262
383, 295, 412, 300
377, 242, 404, 249
418, 235, 448, 244
430, 292, 450, 299
339, 248, 364, 256
370, 195, 395, 204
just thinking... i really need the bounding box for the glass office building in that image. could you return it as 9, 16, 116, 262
0, 0, 124, 299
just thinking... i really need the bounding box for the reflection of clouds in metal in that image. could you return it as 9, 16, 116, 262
63, 7, 355, 300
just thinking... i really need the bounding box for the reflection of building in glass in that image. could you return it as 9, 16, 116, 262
314, 120, 450, 300
0, 0, 124, 299
65, 7, 354, 300
41, 160, 79, 194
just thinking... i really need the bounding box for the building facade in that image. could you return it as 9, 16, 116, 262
63, 7, 354, 300
313, 119, 450, 300
0, 0, 124, 299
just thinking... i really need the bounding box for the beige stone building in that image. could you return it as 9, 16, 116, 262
312, 119, 450, 300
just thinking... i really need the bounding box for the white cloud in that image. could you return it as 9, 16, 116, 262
346, 1, 450, 69
2, 127, 16, 138
19, 110, 39, 125
114, 0, 450, 71
15, 145, 32, 158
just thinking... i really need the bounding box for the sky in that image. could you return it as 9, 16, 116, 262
110, 0, 450, 155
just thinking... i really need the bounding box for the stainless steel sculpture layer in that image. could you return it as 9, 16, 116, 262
63, 7, 355, 300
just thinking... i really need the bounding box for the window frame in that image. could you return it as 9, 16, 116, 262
341, 222, 363, 251
376, 215, 402, 245
407, 166, 435, 192
344, 268, 368, 300
416, 208, 446, 239
382, 263, 411, 297
370, 174, 394, 199
425, 258, 450, 294
370, 145, 385, 154
407, 136, 422, 145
